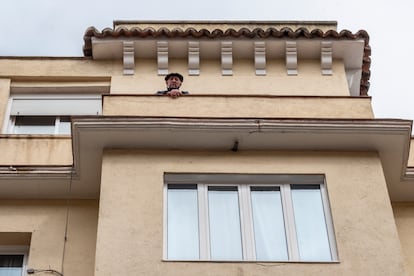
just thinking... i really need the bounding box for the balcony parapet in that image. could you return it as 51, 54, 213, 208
0, 135, 72, 166
103, 94, 374, 119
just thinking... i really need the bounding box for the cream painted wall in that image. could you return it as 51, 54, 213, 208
96, 149, 406, 276
0, 137, 72, 165
0, 200, 98, 276
0, 59, 120, 77
393, 203, 414, 276
103, 95, 374, 119
61, 200, 99, 276
111, 59, 350, 96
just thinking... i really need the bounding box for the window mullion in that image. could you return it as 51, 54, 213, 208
198, 184, 210, 260
22, 252, 28, 276
320, 182, 338, 261
9, 116, 16, 134
281, 184, 299, 261
55, 116, 60, 134
239, 185, 255, 261
162, 183, 168, 260
2, 97, 13, 134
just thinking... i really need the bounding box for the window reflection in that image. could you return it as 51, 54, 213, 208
291, 185, 332, 261
208, 186, 242, 260
167, 184, 199, 260
251, 186, 288, 261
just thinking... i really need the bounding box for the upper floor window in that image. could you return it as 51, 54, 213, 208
0, 246, 28, 276
164, 174, 337, 262
10, 116, 71, 135
4, 95, 102, 135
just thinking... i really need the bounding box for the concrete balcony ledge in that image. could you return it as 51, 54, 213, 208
0, 135, 72, 166
103, 94, 374, 119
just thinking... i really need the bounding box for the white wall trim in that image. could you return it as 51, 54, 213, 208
157, 41, 169, 75
123, 41, 135, 75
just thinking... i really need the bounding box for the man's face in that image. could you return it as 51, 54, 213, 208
166, 76, 182, 89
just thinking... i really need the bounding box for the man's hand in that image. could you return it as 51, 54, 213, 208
166, 89, 183, 98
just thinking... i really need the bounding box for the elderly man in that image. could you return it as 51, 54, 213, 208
156, 73, 189, 98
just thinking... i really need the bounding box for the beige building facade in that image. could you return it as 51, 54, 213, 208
0, 21, 413, 276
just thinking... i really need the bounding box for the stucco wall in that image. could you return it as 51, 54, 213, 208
0, 59, 118, 78
112, 59, 350, 96
393, 203, 414, 276
62, 200, 99, 276
96, 150, 406, 276
103, 95, 374, 119
0, 199, 98, 276
0, 137, 72, 165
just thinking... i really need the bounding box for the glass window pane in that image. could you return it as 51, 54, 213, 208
0, 255, 23, 276
58, 117, 71, 134
14, 116, 55, 134
251, 187, 288, 261
291, 185, 332, 261
0, 268, 22, 276
167, 185, 199, 260
208, 186, 242, 260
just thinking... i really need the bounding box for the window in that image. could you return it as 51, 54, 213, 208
10, 116, 71, 135
0, 246, 28, 276
164, 174, 337, 262
4, 95, 102, 134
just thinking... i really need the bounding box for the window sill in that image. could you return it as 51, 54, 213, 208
162, 259, 340, 264
0, 134, 72, 139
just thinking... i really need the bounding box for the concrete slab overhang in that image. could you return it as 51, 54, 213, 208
0, 117, 412, 201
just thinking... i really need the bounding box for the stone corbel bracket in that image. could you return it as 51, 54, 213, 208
321, 41, 333, 75
123, 41, 135, 75
188, 41, 200, 76
254, 42, 266, 76
221, 41, 233, 76
157, 41, 168, 75
286, 41, 298, 76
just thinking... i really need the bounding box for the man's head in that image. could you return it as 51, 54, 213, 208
165, 73, 183, 90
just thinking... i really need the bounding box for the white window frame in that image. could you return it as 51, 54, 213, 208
7, 116, 71, 135
0, 245, 29, 276
2, 94, 102, 135
163, 173, 338, 262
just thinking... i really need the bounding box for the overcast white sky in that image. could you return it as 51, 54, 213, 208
1, 0, 413, 127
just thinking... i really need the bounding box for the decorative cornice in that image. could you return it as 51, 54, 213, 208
254, 42, 266, 76
122, 41, 135, 75
157, 41, 168, 75
83, 26, 371, 96
83, 27, 369, 45
285, 41, 298, 75
221, 42, 233, 76
188, 41, 200, 75
321, 41, 333, 75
